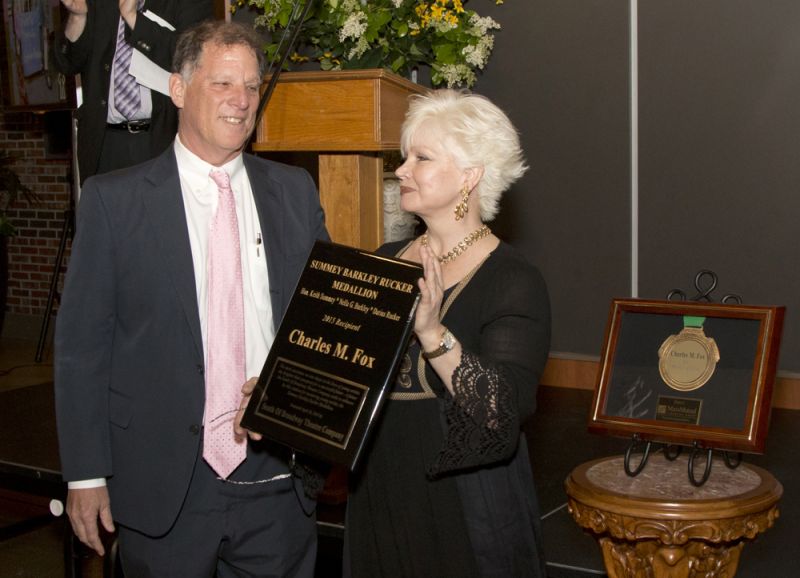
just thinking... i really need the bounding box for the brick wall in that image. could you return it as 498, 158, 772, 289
1, 111, 72, 319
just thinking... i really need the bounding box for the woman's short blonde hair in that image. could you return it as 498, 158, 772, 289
400, 89, 528, 222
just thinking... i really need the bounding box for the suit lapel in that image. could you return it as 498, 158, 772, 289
244, 155, 286, 320
140, 148, 204, 359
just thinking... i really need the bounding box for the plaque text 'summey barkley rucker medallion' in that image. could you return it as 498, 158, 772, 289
241, 241, 423, 469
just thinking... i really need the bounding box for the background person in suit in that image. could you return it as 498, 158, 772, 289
54, 20, 328, 577
54, 0, 213, 183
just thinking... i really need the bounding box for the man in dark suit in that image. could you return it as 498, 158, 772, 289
54, 0, 213, 183
54, 20, 328, 576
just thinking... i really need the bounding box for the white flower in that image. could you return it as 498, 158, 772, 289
430, 18, 458, 34
436, 63, 476, 88
338, 0, 362, 12
391, 0, 405, 8
468, 13, 500, 36
251, 0, 289, 24
339, 11, 368, 42
463, 36, 494, 69
348, 36, 370, 59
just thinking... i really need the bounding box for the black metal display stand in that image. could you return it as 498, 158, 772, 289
623, 436, 744, 487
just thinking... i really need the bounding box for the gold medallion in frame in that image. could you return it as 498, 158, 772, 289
658, 321, 720, 392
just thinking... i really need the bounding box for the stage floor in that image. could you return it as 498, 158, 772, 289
1, 337, 797, 577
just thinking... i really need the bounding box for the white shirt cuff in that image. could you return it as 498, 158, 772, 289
67, 478, 107, 489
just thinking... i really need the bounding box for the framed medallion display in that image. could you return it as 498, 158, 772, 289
589, 299, 785, 453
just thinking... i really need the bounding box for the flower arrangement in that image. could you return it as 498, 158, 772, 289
234, 0, 505, 87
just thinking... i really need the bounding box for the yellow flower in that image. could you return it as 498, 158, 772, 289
416, 4, 431, 27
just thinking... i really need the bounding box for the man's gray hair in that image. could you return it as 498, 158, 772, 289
172, 20, 266, 80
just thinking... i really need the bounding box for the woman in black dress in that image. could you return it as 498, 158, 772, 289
345, 89, 552, 578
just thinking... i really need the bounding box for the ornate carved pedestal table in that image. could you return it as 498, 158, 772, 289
565, 455, 782, 578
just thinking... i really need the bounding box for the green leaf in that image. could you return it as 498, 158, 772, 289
391, 55, 406, 72
355, 47, 385, 69
433, 43, 457, 65
392, 20, 409, 38
408, 43, 425, 59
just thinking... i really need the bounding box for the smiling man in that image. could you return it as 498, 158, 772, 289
54, 20, 328, 577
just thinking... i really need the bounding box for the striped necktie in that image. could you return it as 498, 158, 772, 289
112, 1, 144, 119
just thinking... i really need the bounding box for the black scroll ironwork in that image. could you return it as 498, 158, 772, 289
667, 269, 743, 304
663, 444, 682, 461
624, 439, 741, 486
686, 447, 744, 487
688, 442, 714, 487
623, 434, 652, 476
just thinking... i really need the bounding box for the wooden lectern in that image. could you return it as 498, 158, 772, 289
252, 69, 426, 250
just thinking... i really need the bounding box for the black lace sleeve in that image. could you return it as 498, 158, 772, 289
426, 251, 551, 478
427, 351, 517, 477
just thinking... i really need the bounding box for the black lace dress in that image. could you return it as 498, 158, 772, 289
345, 241, 551, 578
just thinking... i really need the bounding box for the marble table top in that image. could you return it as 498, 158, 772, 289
585, 455, 761, 500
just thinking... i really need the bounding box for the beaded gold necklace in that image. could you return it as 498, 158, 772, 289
420, 224, 491, 264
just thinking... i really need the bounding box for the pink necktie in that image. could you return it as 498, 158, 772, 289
203, 169, 247, 478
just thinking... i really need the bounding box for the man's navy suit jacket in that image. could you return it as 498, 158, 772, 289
54, 146, 328, 536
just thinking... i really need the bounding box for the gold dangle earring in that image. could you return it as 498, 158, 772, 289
454, 185, 470, 221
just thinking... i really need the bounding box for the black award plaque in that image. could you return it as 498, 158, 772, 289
241, 240, 422, 469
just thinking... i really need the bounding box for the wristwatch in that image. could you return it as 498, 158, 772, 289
422, 328, 457, 360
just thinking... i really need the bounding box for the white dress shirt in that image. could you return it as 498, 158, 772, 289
173, 135, 275, 378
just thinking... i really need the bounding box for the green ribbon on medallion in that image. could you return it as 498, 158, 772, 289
683, 316, 705, 328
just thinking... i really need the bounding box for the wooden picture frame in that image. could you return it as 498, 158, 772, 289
2, 0, 74, 110
589, 298, 785, 453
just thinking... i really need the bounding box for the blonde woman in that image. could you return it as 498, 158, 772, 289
346, 89, 551, 578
